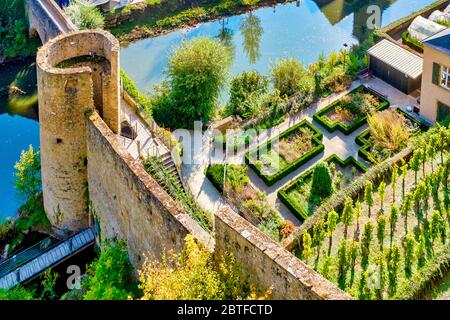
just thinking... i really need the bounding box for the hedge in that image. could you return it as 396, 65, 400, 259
245, 120, 324, 186
205, 164, 224, 194
278, 154, 367, 222
313, 85, 390, 135
356, 108, 430, 164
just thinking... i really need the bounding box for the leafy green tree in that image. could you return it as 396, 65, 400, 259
227, 71, 269, 118
402, 233, 416, 278
364, 181, 374, 218
312, 219, 326, 267
361, 221, 373, 270
83, 241, 136, 300
388, 204, 399, 249
154, 37, 232, 128
428, 135, 437, 173
437, 125, 449, 165
376, 214, 386, 251
430, 210, 446, 249
373, 251, 386, 300
319, 255, 334, 281
64, 0, 105, 30
391, 164, 398, 203
270, 57, 313, 98
341, 197, 354, 240
378, 181, 386, 213
302, 231, 313, 264
414, 182, 424, 230
387, 244, 400, 297
357, 270, 372, 300
14, 145, 41, 201
400, 159, 408, 199
310, 162, 333, 200
39, 269, 58, 300
410, 149, 422, 186
354, 200, 362, 238
0, 286, 35, 300
326, 210, 339, 256
240, 12, 263, 65
417, 232, 426, 269
401, 192, 413, 235
348, 239, 359, 288
336, 239, 348, 290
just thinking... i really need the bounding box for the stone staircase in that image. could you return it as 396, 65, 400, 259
160, 152, 183, 188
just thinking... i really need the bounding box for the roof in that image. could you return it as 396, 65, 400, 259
423, 27, 450, 56
367, 39, 423, 79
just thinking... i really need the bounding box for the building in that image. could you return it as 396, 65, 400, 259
420, 28, 450, 122
367, 39, 423, 94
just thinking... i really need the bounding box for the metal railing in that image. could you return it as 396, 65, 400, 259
0, 236, 62, 278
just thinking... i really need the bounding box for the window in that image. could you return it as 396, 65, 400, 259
440, 66, 450, 90
437, 101, 450, 122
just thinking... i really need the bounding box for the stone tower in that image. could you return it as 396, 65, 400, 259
36, 30, 120, 233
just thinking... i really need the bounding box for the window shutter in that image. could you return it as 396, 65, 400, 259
432, 62, 440, 85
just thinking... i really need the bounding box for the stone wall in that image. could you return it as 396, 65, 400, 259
215, 206, 352, 300
86, 112, 213, 265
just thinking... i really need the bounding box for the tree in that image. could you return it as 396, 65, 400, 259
428, 135, 437, 173
361, 221, 373, 270
414, 183, 423, 230
402, 233, 416, 278
401, 192, 413, 235
0, 286, 35, 300
378, 181, 386, 214
310, 162, 333, 200
83, 241, 136, 300
227, 71, 269, 118
410, 149, 422, 186
302, 231, 313, 264
400, 159, 408, 200
364, 181, 374, 218
326, 210, 339, 256
319, 255, 334, 281
240, 12, 263, 65
391, 164, 398, 203
388, 204, 399, 249
376, 214, 386, 251
437, 125, 449, 165
430, 210, 446, 250
14, 145, 41, 201
154, 37, 232, 129
348, 239, 359, 288
421, 141, 428, 178
417, 232, 426, 269
270, 57, 313, 98
312, 219, 326, 267
357, 270, 371, 300
387, 244, 400, 297
64, 0, 105, 30
341, 197, 354, 240
139, 235, 266, 300
336, 239, 348, 290
39, 269, 58, 300
354, 200, 362, 239
373, 251, 386, 300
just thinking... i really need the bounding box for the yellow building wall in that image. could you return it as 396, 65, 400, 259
420, 45, 450, 122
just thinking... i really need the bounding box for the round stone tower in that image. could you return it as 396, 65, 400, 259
36, 30, 120, 233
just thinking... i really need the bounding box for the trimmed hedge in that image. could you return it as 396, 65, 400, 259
245, 120, 324, 186
278, 154, 367, 221
205, 164, 224, 194
313, 85, 390, 135
356, 108, 430, 164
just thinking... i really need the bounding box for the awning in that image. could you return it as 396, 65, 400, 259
367, 39, 423, 79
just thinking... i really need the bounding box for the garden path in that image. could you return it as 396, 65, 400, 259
182, 77, 420, 227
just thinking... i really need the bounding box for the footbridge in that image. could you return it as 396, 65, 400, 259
0, 228, 95, 290
27, 0, 77, 43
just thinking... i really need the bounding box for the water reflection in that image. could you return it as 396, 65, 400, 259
240, 12, 263, 65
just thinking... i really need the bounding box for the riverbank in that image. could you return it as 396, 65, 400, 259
107, 0, 296, 44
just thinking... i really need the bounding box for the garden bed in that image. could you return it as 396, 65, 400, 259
245, 120, 324, 186
313, 85, 390, 135
356, 109, 429, 164
278, 155, 366, 221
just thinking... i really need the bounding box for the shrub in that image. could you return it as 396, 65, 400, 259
310, 162, 333, 199
64, 0, 105, 30
367, 110, 411, 154
205, 164, 225, 193
270, 58, 314, 98
227, 71, 269, 118
0, 286, 35, 300
14, 145, 41, 201
153, 37, 232, 129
